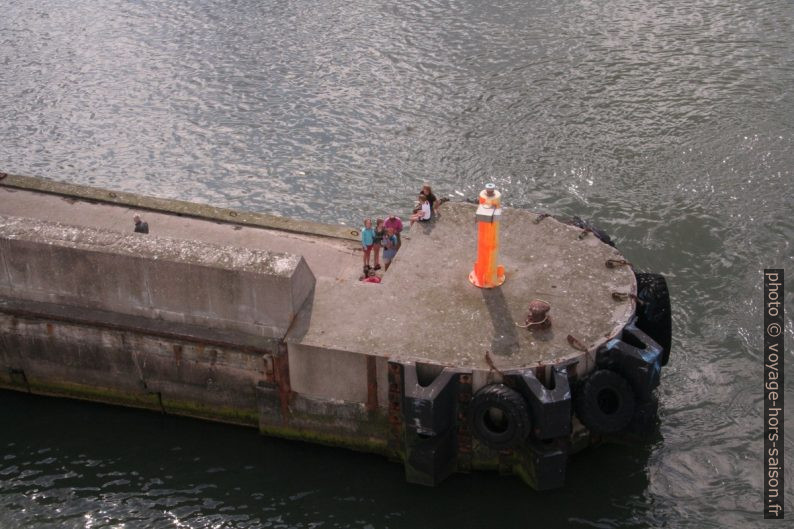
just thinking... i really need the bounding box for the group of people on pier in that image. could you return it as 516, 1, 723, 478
359, 215, 402, 283
359, 184, 444, 282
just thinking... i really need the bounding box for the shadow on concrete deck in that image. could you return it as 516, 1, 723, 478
481, 287, 520, 357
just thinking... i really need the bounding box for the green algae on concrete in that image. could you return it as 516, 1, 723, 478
159, 396, 260, 428
11, 378, 261, 428
259, 422, 391, 457
18, 379, 163, 412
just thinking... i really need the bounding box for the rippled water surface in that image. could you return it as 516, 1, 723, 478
1, 0, 793, 527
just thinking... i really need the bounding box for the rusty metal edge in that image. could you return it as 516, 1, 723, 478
366, 355, 378, 412
0, 172, 359, 242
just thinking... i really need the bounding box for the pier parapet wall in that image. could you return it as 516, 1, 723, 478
0, 215, 315, 339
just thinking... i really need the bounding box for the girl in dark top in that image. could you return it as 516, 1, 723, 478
420, 184, 436, 213
360, 217, 375, 271
372, 218, 385, 270
420, 184, 447, 217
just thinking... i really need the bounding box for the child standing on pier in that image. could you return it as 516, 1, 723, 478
372, 218, 385, 270
384, 214, 403, 249
381, 227, 399, 271
361, 218, 376, 272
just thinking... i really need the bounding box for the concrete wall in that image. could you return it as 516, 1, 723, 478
0, 215, 315, 339
0, 311, 269, 425
287, 343, 389, 408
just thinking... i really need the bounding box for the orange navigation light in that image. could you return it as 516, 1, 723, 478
469, 183, 506, 288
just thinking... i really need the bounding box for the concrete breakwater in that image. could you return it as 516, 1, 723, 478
0, 173, 665, 490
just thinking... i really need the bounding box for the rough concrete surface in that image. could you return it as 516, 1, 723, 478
0, 172, 357, 241
0, 215, 315, 339
287, 202, 636, 375
288, 343, 371, 403
0, 186, 362, 282
0, 311, 266, 425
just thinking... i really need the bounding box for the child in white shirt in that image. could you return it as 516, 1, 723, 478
410, 195, 431, 226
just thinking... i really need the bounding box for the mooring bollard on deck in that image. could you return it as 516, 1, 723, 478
469, 183, 506, 288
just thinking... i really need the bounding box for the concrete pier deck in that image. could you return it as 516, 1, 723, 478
0, 174, 636, 374
0, 173, 647, 489
288, 204, 636, 375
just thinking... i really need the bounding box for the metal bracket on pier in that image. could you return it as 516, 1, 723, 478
504, 366, 572, 440
255, 345, 292, 430
389, 360, 471, 486
596, 317, 663, 401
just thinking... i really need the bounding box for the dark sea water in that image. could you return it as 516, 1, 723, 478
1, 0, 793, 527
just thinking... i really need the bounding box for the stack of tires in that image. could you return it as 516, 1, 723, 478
575, 273, 671, 435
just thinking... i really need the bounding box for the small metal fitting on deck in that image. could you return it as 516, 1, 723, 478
605, 258, 631, 268
523, 299, 552, 330
533, 212, 550, 224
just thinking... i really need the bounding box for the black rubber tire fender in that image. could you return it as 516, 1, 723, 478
635, 272, 672, 365
575, 369, 636, 435
469, 384, 532, 450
